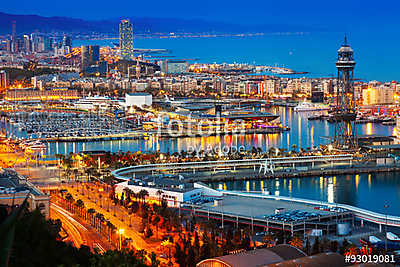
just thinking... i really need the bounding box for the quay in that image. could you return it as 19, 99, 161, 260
181, 193, 354, 236
181, 191, 400, 235
37, 132, 144, 142
112, 155, 356, 178
188, 165, 400, 183
112, 154, 400, 183
152, 126, 290, 138
112, 155, 400, 234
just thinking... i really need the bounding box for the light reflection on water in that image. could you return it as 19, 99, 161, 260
40, 107, 393, 156
5, 107, 398, 215
208, 172, 400, 216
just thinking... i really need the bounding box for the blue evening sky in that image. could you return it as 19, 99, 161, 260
1, 0, 399, 30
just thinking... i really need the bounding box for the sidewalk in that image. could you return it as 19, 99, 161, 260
65, 184, 163, 253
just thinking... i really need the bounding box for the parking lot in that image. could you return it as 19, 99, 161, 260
199, 195, 344, 223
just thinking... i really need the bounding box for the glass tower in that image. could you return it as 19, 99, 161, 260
119, 19, 134, 60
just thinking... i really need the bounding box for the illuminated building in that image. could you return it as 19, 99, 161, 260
0, 169, 50, 218
114, 174, 222, 207
119, 19, 134, 60
81, 45, 100, 71
23, 35, 31, 53
5, 88, 80, 102
160, 60, 188, 74
362, 86, 394, 106
197, 244, 309, 267
62, 35, 72, 48
0, 70, 9, 89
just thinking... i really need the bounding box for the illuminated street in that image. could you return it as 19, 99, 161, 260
50, 202, 113, 252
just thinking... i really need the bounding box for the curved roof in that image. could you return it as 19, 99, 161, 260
266, 252, 344, 267
196, 245, 307, 267
338, 45, 354, 53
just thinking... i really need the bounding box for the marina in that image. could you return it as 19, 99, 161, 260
2, 111, 137, 140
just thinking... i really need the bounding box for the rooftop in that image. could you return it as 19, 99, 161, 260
126, 174, 194, 193
197, 245, 306, 267
0, 169, 44, 197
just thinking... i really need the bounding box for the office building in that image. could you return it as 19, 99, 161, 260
0, 70, 9, 89
63, 35, 72, 48
160, 60, 188, 74
81, 45, 100, 71
23, 35, 31, 52
362, 86, 394, 106
119, 19, 134, 60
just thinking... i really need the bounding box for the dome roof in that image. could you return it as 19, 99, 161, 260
338, 45, 353, 53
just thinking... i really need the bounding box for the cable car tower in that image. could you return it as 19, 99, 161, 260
333, 37, 357, 150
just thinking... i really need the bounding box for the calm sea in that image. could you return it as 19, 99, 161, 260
74, 32, 400, 82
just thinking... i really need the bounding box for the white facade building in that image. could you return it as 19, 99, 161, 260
115, 177, 222, 207
125, 93, 152, 108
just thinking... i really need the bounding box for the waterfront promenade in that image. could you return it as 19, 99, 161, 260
112, 156, 400, 231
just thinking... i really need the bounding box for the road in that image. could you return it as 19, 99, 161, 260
68, 186, 158, 252
50, 203, 113, 253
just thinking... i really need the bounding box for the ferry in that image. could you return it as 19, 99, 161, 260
74, 96, 119, 111
294, 101, 330, 112
387, 232, 400, 242
360, 235, 381, 246
20, 140, 46, 151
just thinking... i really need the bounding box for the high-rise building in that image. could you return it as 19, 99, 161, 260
63, 35, 72, 48
0, 71, 9, 89
44, 37, 52, 51
62, 35, 73, 53
81, 45, 100, 71
5, 39, 12, 53
23, 35, 31, 52
119, 19, 134, 60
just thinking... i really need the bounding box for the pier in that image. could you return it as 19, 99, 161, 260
37, 131, 144, 142
112, 155, 400, 232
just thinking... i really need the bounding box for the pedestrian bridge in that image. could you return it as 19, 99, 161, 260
112, 154, 354, 179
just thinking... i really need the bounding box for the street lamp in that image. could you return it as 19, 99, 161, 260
384, 204, 389, 252
119, 228, 125, 250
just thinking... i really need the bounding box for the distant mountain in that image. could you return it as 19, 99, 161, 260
0, 12, 320, 35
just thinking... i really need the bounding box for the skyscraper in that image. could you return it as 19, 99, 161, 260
81, 45, 100, 71
23, 35, 31, 53
0, 70, 9, 89
119, 19, 134, 60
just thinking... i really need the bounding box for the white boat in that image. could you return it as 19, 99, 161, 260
74, 96, 118, 111
387, 232, 400, 242
369, 235, 382, 244
294, 101, 330, 112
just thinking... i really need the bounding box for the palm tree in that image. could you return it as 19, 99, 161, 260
87, 208, 96, 226
96, 213, 105, 233
153, 215, 161, 238
75, 199, 85, 218
106, 221, 116, 242
65, 193, 74, 211
123, 188, 133, 207
156, 190, 163, 205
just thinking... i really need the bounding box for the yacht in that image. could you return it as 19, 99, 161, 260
294, 101, 329, 112
74, 96, 117, 111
